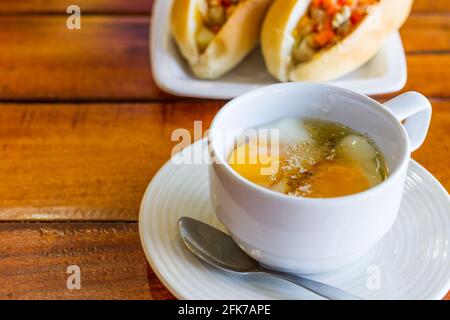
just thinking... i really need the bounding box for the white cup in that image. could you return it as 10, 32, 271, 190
208, 83, 431, 274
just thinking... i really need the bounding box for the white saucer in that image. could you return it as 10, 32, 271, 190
139, 140, 450, 300
150, 0, 407, 99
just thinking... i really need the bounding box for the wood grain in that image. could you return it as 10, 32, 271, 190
412, 100, 450, 187
0, 222, 174, 299
0, 102, 221, 221
412, 0, 450, 13
0, 16, 160, 101
404, 54, 450, 98
0, 0, 447, 14
0, 100, 447, 222
401, 14, 450, 52
0, 0, 153, 14
0, 15, 448, 101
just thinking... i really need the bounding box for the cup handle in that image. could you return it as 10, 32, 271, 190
383, 92, 432, 152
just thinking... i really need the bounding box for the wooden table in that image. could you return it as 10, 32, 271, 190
0, 0, 448, 300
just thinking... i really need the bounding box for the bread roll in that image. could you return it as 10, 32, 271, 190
171, 0, 274, 79
261, 0, 412, 82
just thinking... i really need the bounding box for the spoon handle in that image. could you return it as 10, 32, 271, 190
266, 271, 362, 300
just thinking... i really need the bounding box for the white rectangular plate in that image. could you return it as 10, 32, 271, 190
151, 0, 407, 99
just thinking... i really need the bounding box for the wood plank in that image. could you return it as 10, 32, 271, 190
0, 102, 221, 221
371, 54, 450, 100
0, 222, 174, 299
412, 100, 450, 186
0, 100, 447, 222
403, 54, 450, 98
401, 14, 450, 52
0, 15, 448, 101
412, 0, 450, 13
0, 0, 447, 14
0, 0, 153, 14
0, 16, 160, 101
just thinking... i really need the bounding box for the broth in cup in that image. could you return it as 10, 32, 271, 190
228, 117, 388, 198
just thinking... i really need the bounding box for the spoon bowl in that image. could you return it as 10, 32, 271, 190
178, 217, 362, 300
179, 217, 258, 273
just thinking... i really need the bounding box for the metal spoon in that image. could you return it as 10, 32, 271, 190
178, 217, 361, 300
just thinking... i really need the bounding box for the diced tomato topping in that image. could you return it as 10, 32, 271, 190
314, 29, 335, 46
312, 0, 342, 17
350, 10, 363, 24
323, 0, 336, 7
327, 6, 339, 16
323, 17, 333, 31
312, 0, 324, 8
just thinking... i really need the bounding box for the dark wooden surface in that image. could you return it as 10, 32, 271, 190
0, 0, 448, 300
0, 222, 174, 299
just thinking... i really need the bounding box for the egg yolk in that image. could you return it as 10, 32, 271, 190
307, 161, 370, 198
228, 142, 280, 187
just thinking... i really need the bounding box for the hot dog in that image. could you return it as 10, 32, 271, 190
171, 0, 274, 79
261, 0, 412, 82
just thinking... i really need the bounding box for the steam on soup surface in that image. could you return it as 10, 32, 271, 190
227, 118, 388, 198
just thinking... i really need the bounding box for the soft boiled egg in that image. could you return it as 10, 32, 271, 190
337, 134, 383, 185
260, 118, 312, 146
307, 161, 370, 198
228, 142, 280, 187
